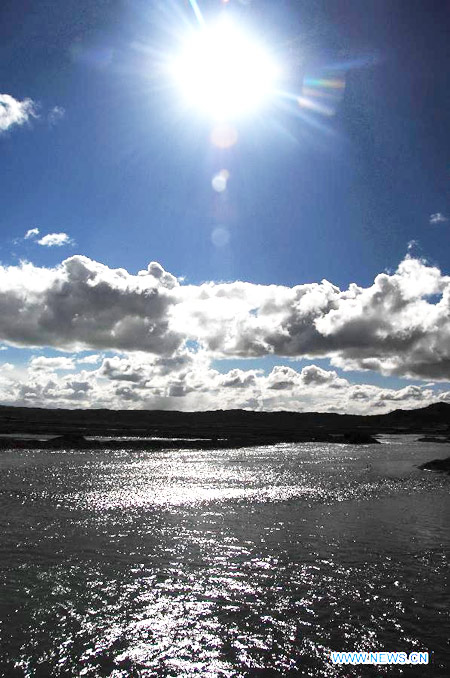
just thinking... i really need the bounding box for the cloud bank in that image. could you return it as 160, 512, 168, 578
0, 350, 446, 414
0, 255, 449, 381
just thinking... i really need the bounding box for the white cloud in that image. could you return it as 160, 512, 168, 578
48, 106, 65, 125
37, 232, 72, 247
30, 356, 75, 371
430, 213, 448, 224
24, 228, 40, 240
77, 354, 102, 365
0, 94, 37, 133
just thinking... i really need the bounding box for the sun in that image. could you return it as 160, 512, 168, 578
171, 18, 280, 121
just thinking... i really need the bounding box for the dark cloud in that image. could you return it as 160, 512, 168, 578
0, 256, 182, 354
180, 256, 450, 380
220, 369, 259, 388
100, 358, 145, 383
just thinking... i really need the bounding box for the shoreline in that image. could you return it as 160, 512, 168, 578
0, 430, 381, 451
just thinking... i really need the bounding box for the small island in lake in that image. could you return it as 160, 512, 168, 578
418, 456, 450, 474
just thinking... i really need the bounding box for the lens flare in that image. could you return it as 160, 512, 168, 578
212, 169, 230, 192
211, 226, 230, 247
210, 123, 238, 148
298, 74, 346, 117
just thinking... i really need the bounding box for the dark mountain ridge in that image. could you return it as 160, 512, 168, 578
0, 402, 449, 445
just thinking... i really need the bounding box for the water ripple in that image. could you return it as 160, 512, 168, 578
0, 442, 448, 676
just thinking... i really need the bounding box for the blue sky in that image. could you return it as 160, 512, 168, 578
1, 0, 450, 412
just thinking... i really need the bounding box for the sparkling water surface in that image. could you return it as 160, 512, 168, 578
0, 439, 449, 677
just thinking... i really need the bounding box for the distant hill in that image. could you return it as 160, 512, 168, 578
0, 402, 449, 442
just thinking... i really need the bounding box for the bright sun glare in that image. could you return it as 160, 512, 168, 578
172, 18, 279, 120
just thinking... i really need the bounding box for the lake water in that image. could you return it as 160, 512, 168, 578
0, 439, 449, 677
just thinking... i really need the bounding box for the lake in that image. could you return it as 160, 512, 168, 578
0, 439, 449, 677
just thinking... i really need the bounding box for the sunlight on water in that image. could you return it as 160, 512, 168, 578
0, 441, 449, 676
